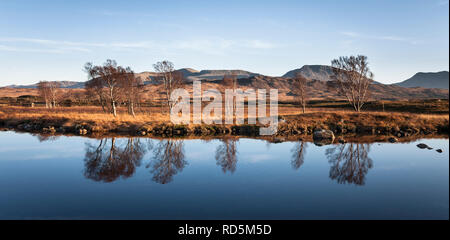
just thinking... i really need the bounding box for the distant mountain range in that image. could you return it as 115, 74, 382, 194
184, 69, 259, 82
7, 81, 86, 89
118, 68, 259, 85
395, 71, 449, 89
2, 65, 448, 100
140, 68, 260, 83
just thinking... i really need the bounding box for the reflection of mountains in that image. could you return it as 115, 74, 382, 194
81, 137, 373, 186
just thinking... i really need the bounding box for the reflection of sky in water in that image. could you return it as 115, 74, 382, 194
0, 131, 448, 220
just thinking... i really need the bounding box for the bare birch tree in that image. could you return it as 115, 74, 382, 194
84, 60, 126, 117
331, 55, 374, 112
223, 72, 238, 115
48, 81, 60, 107
84, 62, 108, 112
153, 60, 184, 111
223, 73, 238, 90
120, 68, 144, 117
37, 81, 51, 108
292, 73, 308, 113
37, 81, 59, 108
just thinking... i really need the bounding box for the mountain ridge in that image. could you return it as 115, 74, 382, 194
6, 81, 86, 89
282, 65, 335, 81
3, 67, 449, 96
395, 71, 449, 89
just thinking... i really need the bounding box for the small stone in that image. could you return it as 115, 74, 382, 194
388, 137, 398, 143
78, 128, 88, 135
417, 143, 430, 149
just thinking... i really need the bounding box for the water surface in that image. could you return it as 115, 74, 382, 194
0, 131, 448, 219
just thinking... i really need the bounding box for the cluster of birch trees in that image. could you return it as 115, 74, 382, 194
36, 54, 374, 116
83, 59, 144, 117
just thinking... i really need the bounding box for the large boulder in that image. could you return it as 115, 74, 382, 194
313, 129, 335, 141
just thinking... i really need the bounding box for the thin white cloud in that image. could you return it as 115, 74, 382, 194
0, 37, 277, 55
94, 10, 155, 18
0, 44, 85, 53
340, 31, 419, 44
340, 31, 360, 38
172, 39, 235, 55
244, 40, 276, 49
0, 37, 108, 47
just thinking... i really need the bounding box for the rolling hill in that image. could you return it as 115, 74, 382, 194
282, 65, 335, 81
395, 71, 449, 89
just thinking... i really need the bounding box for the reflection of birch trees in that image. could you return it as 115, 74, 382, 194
147, 139, 187, 184
325, 143, 373, 185
215, 138, 238, 173
291, 141, 307, 170
84, 138, 145, 182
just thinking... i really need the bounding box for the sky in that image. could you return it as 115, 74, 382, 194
0, 0, 448, 86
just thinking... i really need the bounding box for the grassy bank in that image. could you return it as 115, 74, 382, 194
0, 106, 448, 140
279, 99, 449, 114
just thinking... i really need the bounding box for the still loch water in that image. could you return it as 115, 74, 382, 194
0, 131, 448, 220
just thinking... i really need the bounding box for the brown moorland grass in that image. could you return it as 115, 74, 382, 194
0, 105, 448, 138
281, 111, 448, 131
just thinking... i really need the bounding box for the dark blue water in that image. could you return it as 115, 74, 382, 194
0, 131, 448, 219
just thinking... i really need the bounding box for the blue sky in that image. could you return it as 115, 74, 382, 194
0, 0, 448, 85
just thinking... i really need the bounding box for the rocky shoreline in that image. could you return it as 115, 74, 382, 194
0, 117, 448, 144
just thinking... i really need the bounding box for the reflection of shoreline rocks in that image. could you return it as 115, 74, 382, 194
416, 143, 433, 150
313, 129, 335, 146
388, 137, 398, 143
